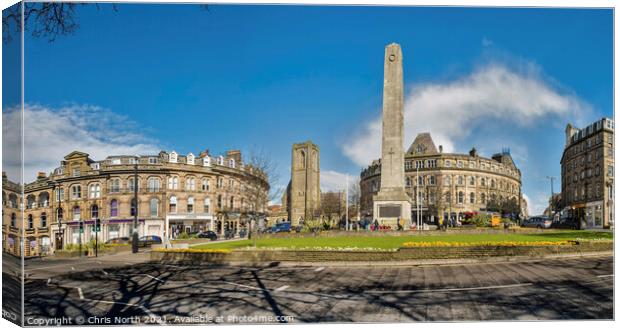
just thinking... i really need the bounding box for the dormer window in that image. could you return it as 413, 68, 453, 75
217, 156, 224, 165
169, 151, 178, 163
90, 163, 100, 170
111, 158, 121, 165
72, 168, 80, 177
128, 158, 137, 165
148, 157, 158, 164
203, 157, 212, 167
187, 153, 195, 165
229, 158, 235, 168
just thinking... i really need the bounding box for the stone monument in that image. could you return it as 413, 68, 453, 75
372, 43, 412, 226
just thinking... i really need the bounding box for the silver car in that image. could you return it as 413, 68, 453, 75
521, 216, 552, 229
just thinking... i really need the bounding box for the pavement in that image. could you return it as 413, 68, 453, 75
18, 253, 614, 324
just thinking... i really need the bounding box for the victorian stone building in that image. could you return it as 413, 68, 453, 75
560, 118, 614, 229
361, 133, 524, 224
2, 149, 269, 257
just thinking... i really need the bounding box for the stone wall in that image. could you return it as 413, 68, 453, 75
150, 241, 612, 264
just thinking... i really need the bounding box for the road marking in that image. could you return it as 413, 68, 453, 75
77, 287, 84, 300
102, 270, 108, 275
597, 274, 614, 278
46, 278, 51, 285
314, 267, 325, 272
366, 283, 534, 294
71, 267, 75, 271
275, 285, 290, 291
220, 281, 264, 291
144, 274, 163, 282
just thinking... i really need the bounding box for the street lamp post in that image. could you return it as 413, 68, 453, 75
132, 156, 139, 253
546, 176, 555, 220
345, 175, 349, 231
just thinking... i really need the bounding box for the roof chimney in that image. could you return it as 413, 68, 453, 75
439, 145, 443, 153
37, 172, 46, 179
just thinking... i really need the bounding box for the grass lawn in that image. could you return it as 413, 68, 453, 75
191, 230, 613, 250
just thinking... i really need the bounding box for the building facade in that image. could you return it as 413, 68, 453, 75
361, 133, 523, 225
560, 118, 614, 229
2, 149, 269, 256
282, 141, 321, 226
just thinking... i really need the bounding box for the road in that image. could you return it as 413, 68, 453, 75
21, 255, 613, 324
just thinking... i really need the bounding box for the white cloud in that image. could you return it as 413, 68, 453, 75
525, 191, 551, 217
2, 104, 160, 182
482, 37, 493, 47
342, 62, 591, 167
320, 170, 357, 192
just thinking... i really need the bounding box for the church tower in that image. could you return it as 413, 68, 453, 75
289, 141, 321, 226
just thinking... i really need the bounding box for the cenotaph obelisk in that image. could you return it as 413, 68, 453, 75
372, 43, 412, 226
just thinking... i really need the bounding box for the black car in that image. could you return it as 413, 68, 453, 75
551, 219, 579, 230
138, 235, 162, 247
196, 231, 218, 241
105, 237, 130, 245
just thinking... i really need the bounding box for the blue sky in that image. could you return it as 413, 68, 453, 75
2, 4, 613, 214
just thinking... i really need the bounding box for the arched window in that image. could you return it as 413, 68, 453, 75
469, 176, 475, 186
128, 177, 139, 192
217, 156, 224, 165
299, 151, 306, 169
481, 178, 486, 186
203, 156, 211, 167
168, 176, 179, 190
491, 179, 496, 188
71, 185, 82, 199
204, 198, 211, 213
217, 195, 222, 209
405, 177, 411, 187
186, 178, 195, 191
418, 176, 423, 186
445, 192, 451, 203
169, 151, 178, 163
187, 197, 194, 213
169, 196, 177, 213
110, 179, 121, 193
202, 179, 210, 191
458, 191, 464, 204
10, 213, 16, 227
150, 198, 159, 217
444, 176, 451, 186
229, 196, 234, 209
429, 176, 436, 185
73, 206, 81, 221
457, 176, 464, 185
89, 183, 101, 199
40, 212, 47, 227
130, 198, 137, 216
27, 214, 34, 229
470, 192, 475, 204
187, 153, 195, 165
110, 200, 118, 217
148, 177, 160, 192
91, 204, 99, 218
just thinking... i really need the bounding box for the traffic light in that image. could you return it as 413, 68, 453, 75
95, 218, 101, 232
78, 221, 84, 233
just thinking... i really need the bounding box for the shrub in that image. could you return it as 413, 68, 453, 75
401, 241, 575, 248
470, 214, 491, 227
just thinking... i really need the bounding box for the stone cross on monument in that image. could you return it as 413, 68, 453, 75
372, 43, 412, 227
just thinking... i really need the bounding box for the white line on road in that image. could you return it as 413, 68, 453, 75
275, 285, 290, 291
46, 278, 51, 285
220, 281, 264, 291
77, 287, 84, 300
597, 274, 614, 278
314, 267, 325, 272
102, 270, 108, 275
71, 267, 75, 271
366, 283, 534, 294
144, 274, 163, 282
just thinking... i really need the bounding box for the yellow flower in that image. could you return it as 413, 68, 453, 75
401, 241, 574, 248
153, 248, 231, 253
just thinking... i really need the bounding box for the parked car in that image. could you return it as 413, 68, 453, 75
105, 237, 130, 245
521, 216, 552, 229
195, 231, 218, 241
271, 222, 291, 233
551, 218, 579, 230
138, 235, 162, 247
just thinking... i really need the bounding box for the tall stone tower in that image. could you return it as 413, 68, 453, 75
289, 141, 321, 226
372, 43, 412, 226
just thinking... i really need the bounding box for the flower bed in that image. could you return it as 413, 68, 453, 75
401, 241, 577, 248
152, 248, 231, 254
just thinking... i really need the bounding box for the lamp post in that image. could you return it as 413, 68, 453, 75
132, 156, 139, 253
345, 175, 349, 231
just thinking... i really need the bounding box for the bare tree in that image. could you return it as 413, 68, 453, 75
347, 176, 361, 219
245, 146, 281, 214
320, 191, 343, 225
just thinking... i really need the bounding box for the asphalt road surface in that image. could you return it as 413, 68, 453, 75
21, 255, 613, 324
